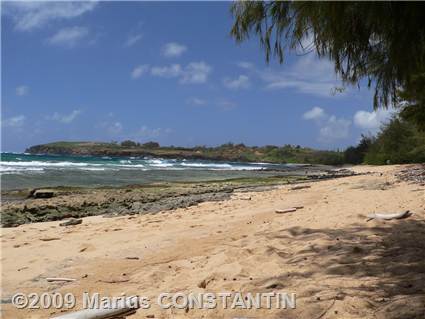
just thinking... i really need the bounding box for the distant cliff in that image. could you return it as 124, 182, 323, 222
25, 141, 345, 165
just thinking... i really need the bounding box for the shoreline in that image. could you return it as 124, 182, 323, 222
1, 164, 424, 318
1, 167, 356, 227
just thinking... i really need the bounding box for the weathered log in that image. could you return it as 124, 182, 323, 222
50, 297, 139, 319
46, 277, 76, 282
290, 185, 311, 191
60, 218, 83, 227
367, 210, 412, 221
275, 208, 297, 214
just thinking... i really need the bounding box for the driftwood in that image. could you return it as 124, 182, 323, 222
98, 278, 130, 284
290, 185, 311, 191
275, 208, 297, 214
367, 210, 412, 221
275, 206, 303, 214
40, 237, 61, 242
50, 297, 139, 319
60, 218, 83, 227
239, 196, 252, 200
46, 277, 76, 282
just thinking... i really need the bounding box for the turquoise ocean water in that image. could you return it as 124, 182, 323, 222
0, 153, 306, 190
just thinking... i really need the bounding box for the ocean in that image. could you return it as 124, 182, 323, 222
0, 153, 307, 190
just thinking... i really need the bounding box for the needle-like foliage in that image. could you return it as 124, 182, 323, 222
231, 2, 425, 128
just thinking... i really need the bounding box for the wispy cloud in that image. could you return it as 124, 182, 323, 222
162, 42, 187, 58
131, 64, 149, 79
2, 115, 26, 128
186, 97, 207, 106
151, 64, 182, 78
46, 26, 89, 48
223, 75, 250, 90
150, 62, 212, 84
97, 118, 123, 136
241, 54, 343, 97
108, 122, 123, 135
217, 99, 237, 111
47, 109, 81, 124
3, 2, 98, 31
135, 126, 172, 138
237, 61, 255, 70
262, 55, 341, 97
303, 107, 351, 143
180, 62, 211, 84
16, 85, 29, 96
125, 34, 143, 47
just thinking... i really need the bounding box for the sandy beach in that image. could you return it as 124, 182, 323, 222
1, 165, 424, 318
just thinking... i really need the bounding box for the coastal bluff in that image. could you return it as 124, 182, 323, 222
25, 141, 346, 165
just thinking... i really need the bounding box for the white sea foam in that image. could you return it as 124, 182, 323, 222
180, 162, 265, 170
0, 157, 270, 174
0, 166, 45, 174
181, 162, 233, 168
150, 163, 175, 168
2, 161, 101, 167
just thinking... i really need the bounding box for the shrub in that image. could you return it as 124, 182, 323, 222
121, 140, 137, 147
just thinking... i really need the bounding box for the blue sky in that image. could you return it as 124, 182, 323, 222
1, 1, 393, 152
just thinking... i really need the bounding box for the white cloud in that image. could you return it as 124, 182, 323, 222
3, 2, 97, 31
150, 62, 212, 84
47, 109, 81, 124
16, 85, 29, 96
162, 42, 187, 58
303, 106, 326, 121
318, 116, 351, 143
125, 34, 143, 47
46, 26, 89, 48
151, 64, 182, 78
353, 109, 393, 133
303, 107, 351, 143
2, 115, 26, 128
223, 75, 250, 90
131, 64, 149, 79
180, 62, 211, 84
187, 97, 207, 106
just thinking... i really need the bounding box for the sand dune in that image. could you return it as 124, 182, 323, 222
1, 165, 424, 318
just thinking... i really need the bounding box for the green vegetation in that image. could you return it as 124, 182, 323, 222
231, 2, 425, 130
343, 135, 374, 165
26, 141, 345, 165
344, 117, 425, 165
230, 2, 425, 165
120, 140, 138, 147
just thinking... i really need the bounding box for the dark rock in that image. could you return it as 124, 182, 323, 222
33, 189, 56, 199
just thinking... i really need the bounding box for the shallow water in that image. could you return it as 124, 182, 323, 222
1, 153, 309, 190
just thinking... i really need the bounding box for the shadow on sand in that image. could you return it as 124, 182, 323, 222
258, 218, 425, 318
